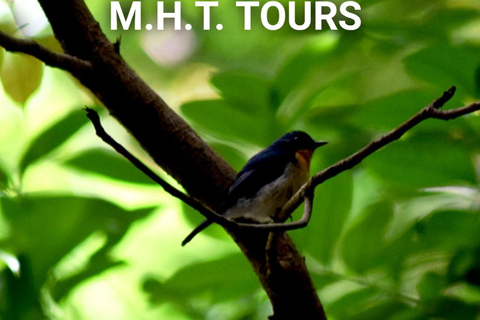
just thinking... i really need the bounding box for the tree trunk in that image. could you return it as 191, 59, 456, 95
34, 0, 327, 318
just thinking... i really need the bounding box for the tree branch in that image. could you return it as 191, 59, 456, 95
276, 86, 480, 222
0, 30, 91, 74
86, 107, 316, 233
85, 107, 237, 229
87, 85, 480, 237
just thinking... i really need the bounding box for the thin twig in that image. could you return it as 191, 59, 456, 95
276, 86, 480, 222
0, 30, 92, 73
235, 193, 315, 231
85, 108, 232, 227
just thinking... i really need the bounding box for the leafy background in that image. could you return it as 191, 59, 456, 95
1, 0, 480, 319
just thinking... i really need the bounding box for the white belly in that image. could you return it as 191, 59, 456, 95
224, 162, 309, 223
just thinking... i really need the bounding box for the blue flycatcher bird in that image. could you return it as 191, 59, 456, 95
182, 131, 327, 246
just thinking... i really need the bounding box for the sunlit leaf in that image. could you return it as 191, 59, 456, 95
65, 148, 158, 184
50, 249, 124, 301
0, 52, 43, 106
34, 35, 63, 54
0, 47, 4, 70
144, 254, 258, 303
0, 196, 152, 295
20, 109, 89, 172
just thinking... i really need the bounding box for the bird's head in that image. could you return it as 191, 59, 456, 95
273, 131, 327, 167
274, 131, 327, 151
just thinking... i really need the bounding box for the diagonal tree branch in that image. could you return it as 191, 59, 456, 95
85, 107, 237, 229
86, 85, 480, 237
276, 86, 480, 222
86, 107, 316, 233
0, 30, 92, 74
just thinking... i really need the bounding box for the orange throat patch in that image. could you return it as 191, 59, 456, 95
295, 149, 313, 169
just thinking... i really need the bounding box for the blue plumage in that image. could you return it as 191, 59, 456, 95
182, 131, 326, 246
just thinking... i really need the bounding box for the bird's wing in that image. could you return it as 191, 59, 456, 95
222, 149, 292, 209
182, 148, 292, 245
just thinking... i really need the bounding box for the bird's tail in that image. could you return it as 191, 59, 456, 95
181, 219, 213, 246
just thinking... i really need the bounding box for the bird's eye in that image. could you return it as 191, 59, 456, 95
293, 136, 299, 141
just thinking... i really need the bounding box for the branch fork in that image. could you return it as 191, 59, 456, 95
0, 30, 92, 74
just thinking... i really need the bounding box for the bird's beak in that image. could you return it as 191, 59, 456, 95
313, 141, 328, 149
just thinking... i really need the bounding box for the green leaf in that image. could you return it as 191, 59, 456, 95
417, 272, 446, 301
327, 287, 378, 319
404, 45, 480, 98
50, 249, 125, 301
296, 172, 353, 265
273, 44, 333, 103
340, 201, 393, 274
274, 51, 360, 127
20, 109, 89, 172
415, 210, 480, 252
353, 90, 441, 130
349, 300, 411, 320
327, 286, 409, 320
274, 67, 359, 128
210, 71, 272, 113
364, 133, 477, 189
181, 99, 278, 146
210, 142, 247, 172
426, 298, 478, 320
376, 228, 417, 280
0, 160, 8, 192
0, 52, 43, 106
0, 47, 3, 70
0, 255, 44, 320
65, 148, 157, 184
1, 196, 152, 294
448, 248, 480, 286
426, 8, 480, 35
144, 254, 258, 303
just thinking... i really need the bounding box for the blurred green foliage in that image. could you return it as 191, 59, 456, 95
1, 0, 480, 319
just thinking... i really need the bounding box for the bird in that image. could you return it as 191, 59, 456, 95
182, 131, 327, 246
